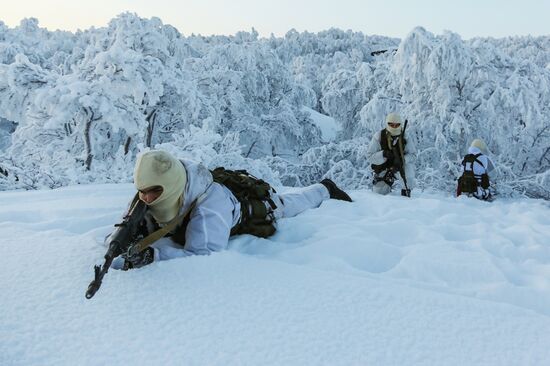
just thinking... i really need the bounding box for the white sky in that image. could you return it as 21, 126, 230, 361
1, 0, 549, 39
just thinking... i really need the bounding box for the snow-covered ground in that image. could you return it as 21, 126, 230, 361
1, 184, 550, 365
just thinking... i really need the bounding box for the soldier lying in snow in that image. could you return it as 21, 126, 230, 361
86, 150, 352, 298
109, 150, 352, 269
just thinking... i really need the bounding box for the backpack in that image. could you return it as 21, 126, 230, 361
211, 167, 277, 238
458, 153, 489, 195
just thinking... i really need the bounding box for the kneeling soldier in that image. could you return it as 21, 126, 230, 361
457, 138, 495, 200
366, 112, 417, 197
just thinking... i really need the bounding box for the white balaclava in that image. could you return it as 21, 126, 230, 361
470, 138, 487, 154
134, 150, 187, 224
385, 112, 403, 136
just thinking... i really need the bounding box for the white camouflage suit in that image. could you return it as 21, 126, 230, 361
111, 158, 330, 267
366, 130, 417, 195
459, 145, 495, 200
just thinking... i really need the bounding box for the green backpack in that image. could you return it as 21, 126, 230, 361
459, 170, 478, 194
211, 167, 277, 238
458, 153, 489, 194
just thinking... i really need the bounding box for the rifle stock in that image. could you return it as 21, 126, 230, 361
85, 198, 147, 299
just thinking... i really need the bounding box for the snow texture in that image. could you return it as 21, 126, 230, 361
1, 184, 549, 365
302, 106, 341, 142
0, 15, 549, 198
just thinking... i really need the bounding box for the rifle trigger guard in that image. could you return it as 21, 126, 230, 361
125, 245, 138, 258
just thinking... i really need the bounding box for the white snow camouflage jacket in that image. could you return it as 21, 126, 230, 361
460, 146, 495, 199
139, 159, 242, 258
366, 129, 417, 188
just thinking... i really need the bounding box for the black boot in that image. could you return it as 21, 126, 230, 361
320, 179, 352, 202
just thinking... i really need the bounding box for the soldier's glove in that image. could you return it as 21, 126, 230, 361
122, 247, 155, 271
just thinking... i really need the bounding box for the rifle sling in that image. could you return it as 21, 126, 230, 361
130, 199, 199, 256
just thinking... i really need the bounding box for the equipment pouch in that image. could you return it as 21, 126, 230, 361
459, 172, 478, 193
480, 173, 490, 189
211, 167, 277, 238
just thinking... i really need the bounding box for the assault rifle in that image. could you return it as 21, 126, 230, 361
85, 198, 147, 299
396, 119, 411, 197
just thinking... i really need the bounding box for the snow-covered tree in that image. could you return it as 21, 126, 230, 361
0, 16, 549, 198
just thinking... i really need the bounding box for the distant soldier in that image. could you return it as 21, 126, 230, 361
457, 139, 495, 200
367, 112, 416, 197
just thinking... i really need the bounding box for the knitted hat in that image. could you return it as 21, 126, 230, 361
134, 150, 187, 224
470, 139, 487, 153
385, 112, 402, 136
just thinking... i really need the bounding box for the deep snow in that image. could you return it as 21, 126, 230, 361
1, 184, 549, 365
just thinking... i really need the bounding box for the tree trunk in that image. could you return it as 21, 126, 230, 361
83, 108, 95, 171
124, 137, 132, 155
145, 109, 157, 148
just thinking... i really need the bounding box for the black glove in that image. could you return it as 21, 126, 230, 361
401, 188, 411, 197
122, 247, 155, 270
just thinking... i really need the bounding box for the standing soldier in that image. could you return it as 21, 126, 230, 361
366, 112, 416, 197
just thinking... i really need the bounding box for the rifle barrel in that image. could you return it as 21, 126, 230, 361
85, 255, 114, 299
85, 198, 146, 299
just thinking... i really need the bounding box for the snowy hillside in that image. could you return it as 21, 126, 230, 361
0, 14, 549, 198
1, 185, 549, 365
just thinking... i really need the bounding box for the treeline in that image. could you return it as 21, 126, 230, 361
0, 14, 549, 198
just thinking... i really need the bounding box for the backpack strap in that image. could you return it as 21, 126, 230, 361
380, 129, 390, 151
462, 153, 484, 175
128, 192, 208, 255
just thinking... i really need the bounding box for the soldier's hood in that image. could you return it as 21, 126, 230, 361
468, 146, 482, 155
467, 146, 495, 172
179, 159, 213, 215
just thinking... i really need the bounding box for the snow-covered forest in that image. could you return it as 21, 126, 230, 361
1, 13, 549, 198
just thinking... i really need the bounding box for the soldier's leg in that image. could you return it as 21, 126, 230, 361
372, 180, 392, 195
275, 183, 330, 218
